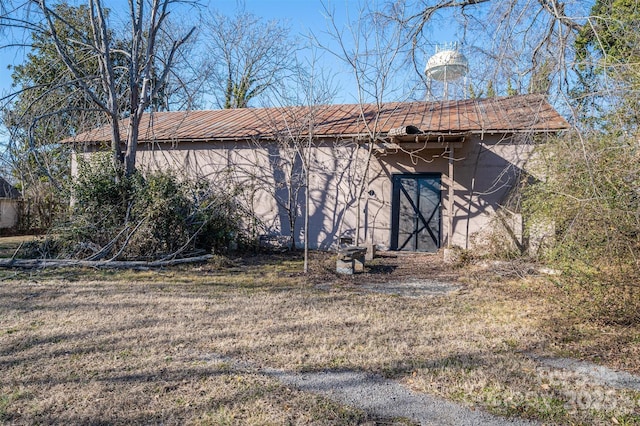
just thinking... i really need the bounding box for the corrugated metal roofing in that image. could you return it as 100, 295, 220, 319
66, 94, 569, 144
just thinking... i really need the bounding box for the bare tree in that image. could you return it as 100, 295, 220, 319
380, 0, 588, 99
156, 19, 209, 111
266, 51, 337, 271
231, 53, 336, 267
202, 8, 297, 109
33, 0, 196, 176
389, 0, 640, 276
316, 1, 412, 246
2, 3, 113, 229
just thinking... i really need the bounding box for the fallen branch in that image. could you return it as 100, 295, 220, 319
84, 224, 132, 261
0, 254, 214, 270
10, 242, 23, 262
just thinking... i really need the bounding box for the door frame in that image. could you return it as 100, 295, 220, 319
390, 173, 442, 252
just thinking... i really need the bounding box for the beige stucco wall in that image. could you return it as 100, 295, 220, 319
132, 139, 368, 250
365, 134, 534, 250
74, 133, 537, 251
0, 199, 20, 229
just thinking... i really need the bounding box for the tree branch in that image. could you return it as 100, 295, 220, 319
0, 254, 214, 269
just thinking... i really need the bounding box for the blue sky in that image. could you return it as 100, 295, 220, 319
0, 0, 445, 143
0, 1, 362, 140
0, 0, 464, 152
0, 1, 367, 98
2, 0, 426, 142
0, 0, 457, 102
215, 0, 337, 33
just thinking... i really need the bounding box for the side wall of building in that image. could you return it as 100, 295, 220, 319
132, 139, 368, 250
368, 134, 533, 250
74, 132, 535, 251
0, 199, 21, 229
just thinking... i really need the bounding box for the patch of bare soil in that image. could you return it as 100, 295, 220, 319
308, 250, 463, 289
357, 278, 462, 298
197, 250, 465, 295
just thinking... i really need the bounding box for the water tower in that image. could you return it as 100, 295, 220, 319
424, 43, 469, 100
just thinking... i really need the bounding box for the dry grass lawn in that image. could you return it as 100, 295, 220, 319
1, 249, 639, 425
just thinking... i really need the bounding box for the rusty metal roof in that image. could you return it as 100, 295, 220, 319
66, 94, 569, 144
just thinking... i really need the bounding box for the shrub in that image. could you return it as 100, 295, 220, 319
49, 153, 249, 260
523, 131, 640, 277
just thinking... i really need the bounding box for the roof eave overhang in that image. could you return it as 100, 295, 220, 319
69, 126, 569, 147
467, 127, 569, 135
372, 132, 467, 155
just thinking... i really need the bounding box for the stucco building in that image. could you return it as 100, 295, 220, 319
69, 94, 568, 252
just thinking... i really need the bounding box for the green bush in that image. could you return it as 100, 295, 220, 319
523, 131, 640, 276
51, 153, 249, 260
